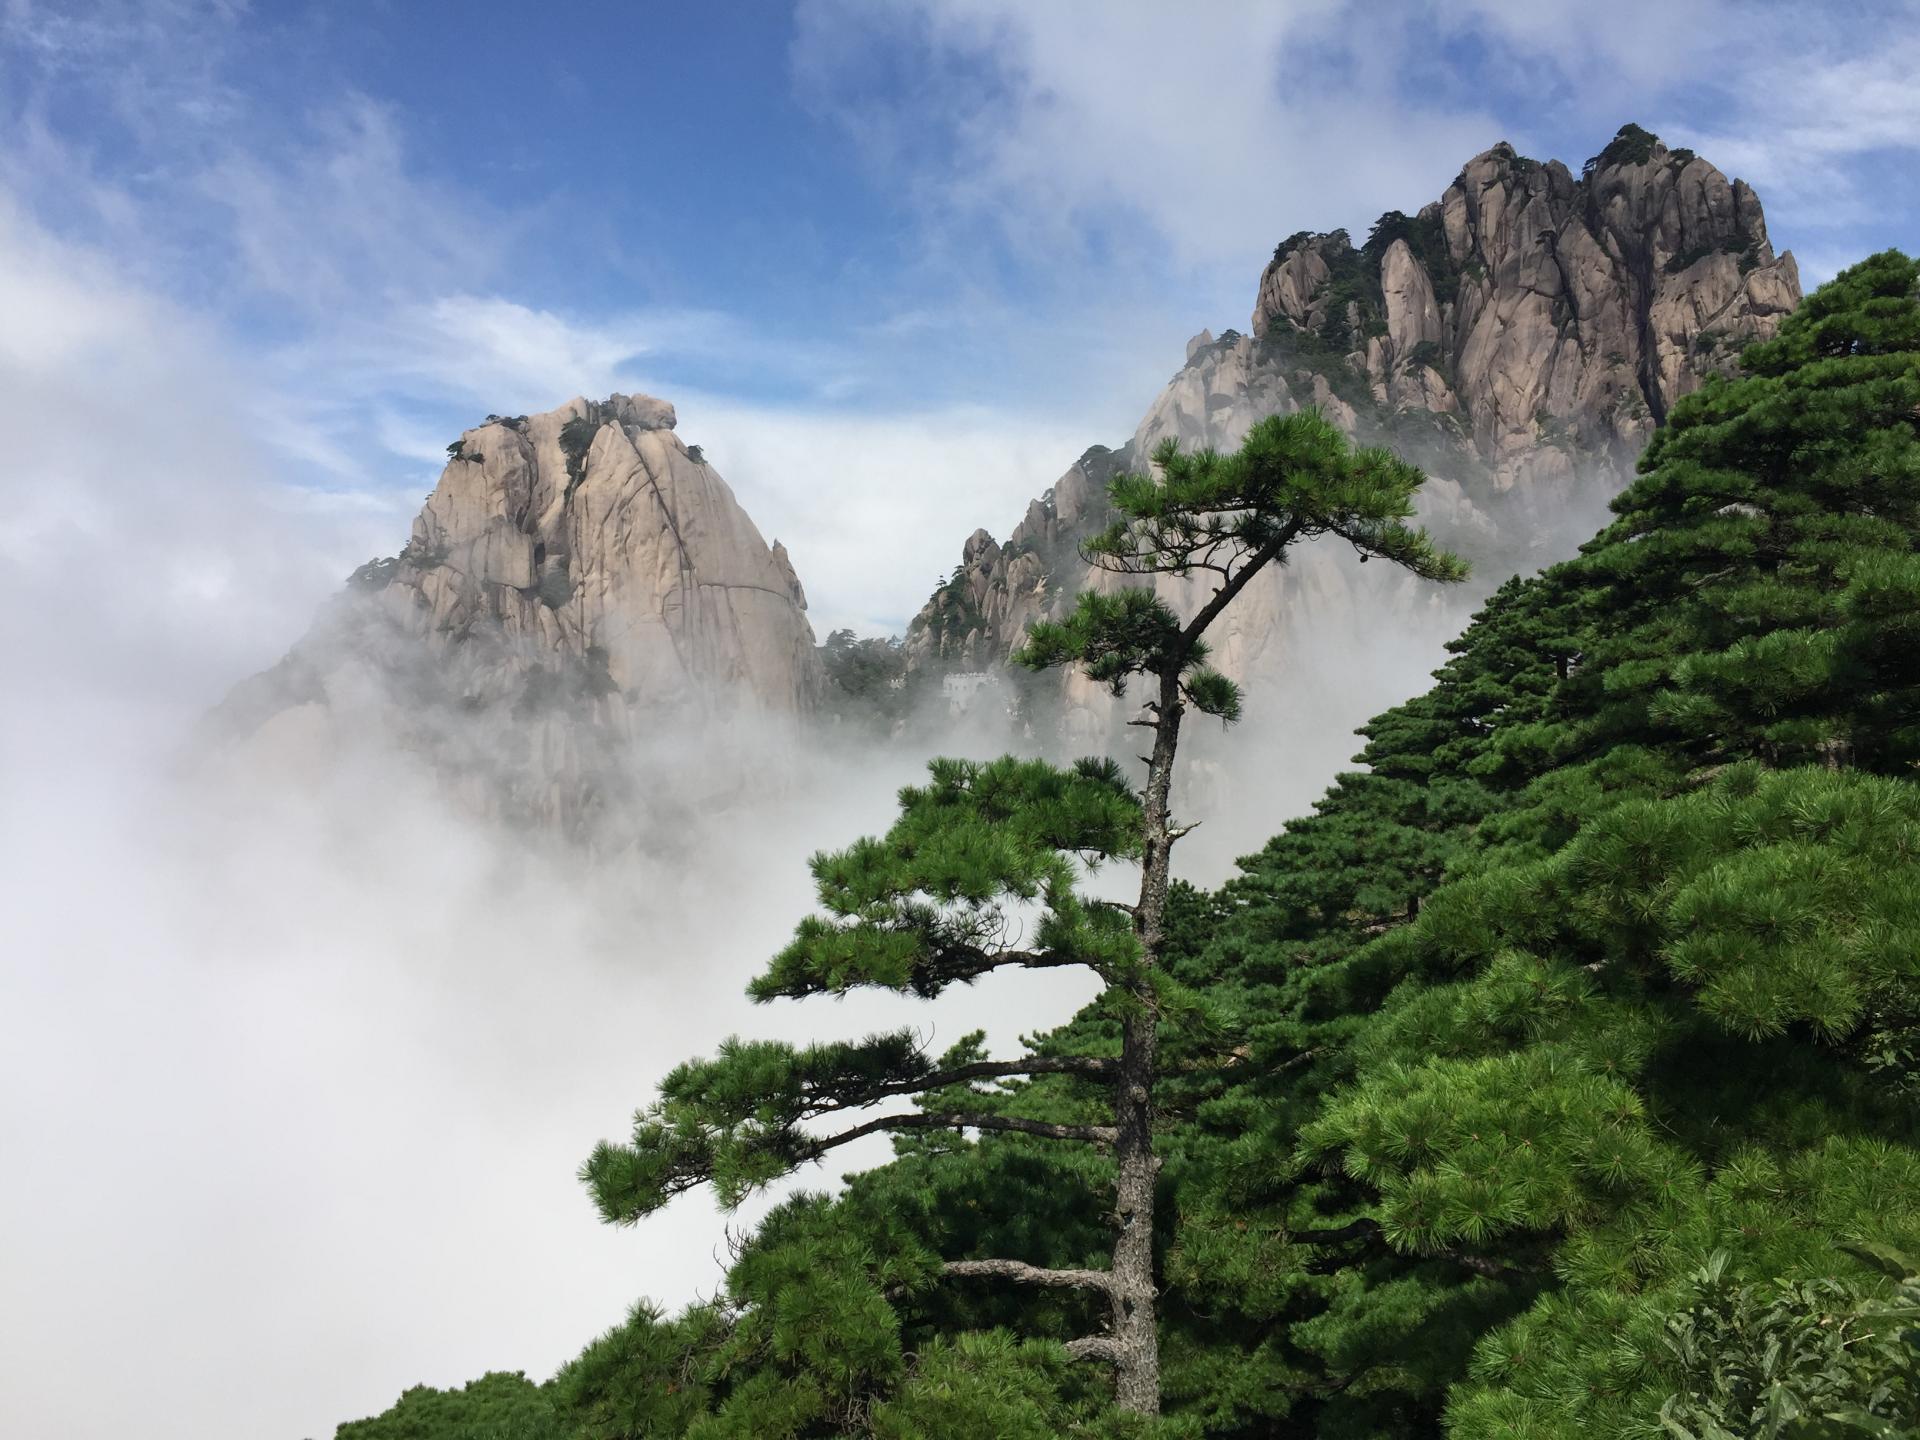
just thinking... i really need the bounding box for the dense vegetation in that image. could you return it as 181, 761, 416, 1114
335, 252, 1920, 1438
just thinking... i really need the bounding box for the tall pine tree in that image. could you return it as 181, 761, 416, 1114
1174, 249, 1920, 1437
580, 409, 1464, 1416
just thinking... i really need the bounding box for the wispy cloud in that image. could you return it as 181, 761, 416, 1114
6, 0, 1917, 638
791, 0, 1497, 271
195, 95, 517, 312
1668, 25, 1920, 244
793, 0, 1920, 295
0, 197, 388, 697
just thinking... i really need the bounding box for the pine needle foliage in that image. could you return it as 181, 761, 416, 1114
1019, 411, 1468, 721
1163, 251, 1920, 1437
337, 257, 1920, 1440
335, 1372, 563, 1440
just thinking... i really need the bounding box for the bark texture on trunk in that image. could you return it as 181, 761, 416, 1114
1107, 665, 1184, 1415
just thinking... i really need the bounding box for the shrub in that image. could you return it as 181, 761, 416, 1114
1589, 122, 1661, 172
559, 414, 601, 491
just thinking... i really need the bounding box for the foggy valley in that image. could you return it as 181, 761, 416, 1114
4, 5, 1918, 1439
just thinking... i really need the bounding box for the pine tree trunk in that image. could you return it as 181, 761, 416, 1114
1109, 667, 1183, 1415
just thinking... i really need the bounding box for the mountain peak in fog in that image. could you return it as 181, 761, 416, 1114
905, 123, 1803, 716
213, 391, 822, 836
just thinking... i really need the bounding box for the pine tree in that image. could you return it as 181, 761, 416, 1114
579, 409, 1464, 1417
334, 1371, 562, 1440
1525, 248, 1920, 783
1178, 251, 1920, 1437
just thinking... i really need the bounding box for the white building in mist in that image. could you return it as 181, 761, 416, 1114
941, 671, 998, 714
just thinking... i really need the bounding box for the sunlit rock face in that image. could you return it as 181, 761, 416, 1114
214, 130, 1803, 844
903, 125, 1802, 756
1254, 128, 1799, 489
398, 393, 820, 711
214, 393, 821, 840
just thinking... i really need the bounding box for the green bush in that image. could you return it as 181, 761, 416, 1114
559, 414, 601, 491
1590, 122, 1662, 172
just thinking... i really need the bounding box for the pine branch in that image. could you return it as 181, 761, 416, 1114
1180, 520, 1304, 647
1446, 1251, 1535, 1280
1064, 1336, 1123, 1364
931, 944, 1104, 987
1289, 1217, 1382, 1245
801, 1110, 1119, 1160
940, 1258, 1115, 1293
805, 1054, 1114, 1117
1283, 1218, 1531, 1278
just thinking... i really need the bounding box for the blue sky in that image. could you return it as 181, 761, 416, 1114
3, 0, 1918, 647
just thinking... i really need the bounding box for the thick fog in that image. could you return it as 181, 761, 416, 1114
0, 228, 1023, 1438
3, 583, 1128, 1440
0, 513, 1534, 1440
0, 208, 1616, 1440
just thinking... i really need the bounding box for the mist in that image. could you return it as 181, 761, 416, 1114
0, 215, 1102, 1437
0, 354, 1618, 1440
0, 499, 1476, 1440
3, 624, 1148, 1438
0, 186, 1616, 1440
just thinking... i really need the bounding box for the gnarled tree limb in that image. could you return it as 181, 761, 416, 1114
805, 1054, 1114, 1119
941, 1258, 1114, 1293
800, 1110, 1118, 1163
1288, 1217, 1383, 1246
1064, 1335, 1123, 1364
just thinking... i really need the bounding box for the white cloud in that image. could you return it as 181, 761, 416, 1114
791, 0, 1501, 270
196, 94, 517, 311
1422, 0, 1741, 90
0, 196, 380, 696
311, 294, 725, 413
681, 398, 1094, 635
1668, 27, 1920, 236
793, 0, 1920, 307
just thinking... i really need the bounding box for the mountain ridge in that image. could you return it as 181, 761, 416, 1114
220, 123, 1803, 836
213, 392, 821, 837
903, 124, 1801, 702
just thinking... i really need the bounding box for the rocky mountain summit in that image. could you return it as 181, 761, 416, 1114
219, 126, 1802, 840
906, 126, 1801, 728
1252, 122, 1799, 486
216, 393, 820, 836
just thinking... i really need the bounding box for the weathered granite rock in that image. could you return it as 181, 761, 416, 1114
1253, 125, 1800, 490
1253, 235, 1343, 336
1380, 238, 1444, 359
216, 393, 821, 837
904, 125, 1800, 754
389, 392, 820, 710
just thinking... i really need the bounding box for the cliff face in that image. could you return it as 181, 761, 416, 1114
393, 392, 819, 712
1252, 125, 1799, 486
217, 393, 821, 837
216, 128, 1802, 839
906, 127, 1802, 722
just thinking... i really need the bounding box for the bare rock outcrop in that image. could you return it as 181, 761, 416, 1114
1253, 125, 1800, 490
904, 124, 1801, 756
216, 393, 821, 837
